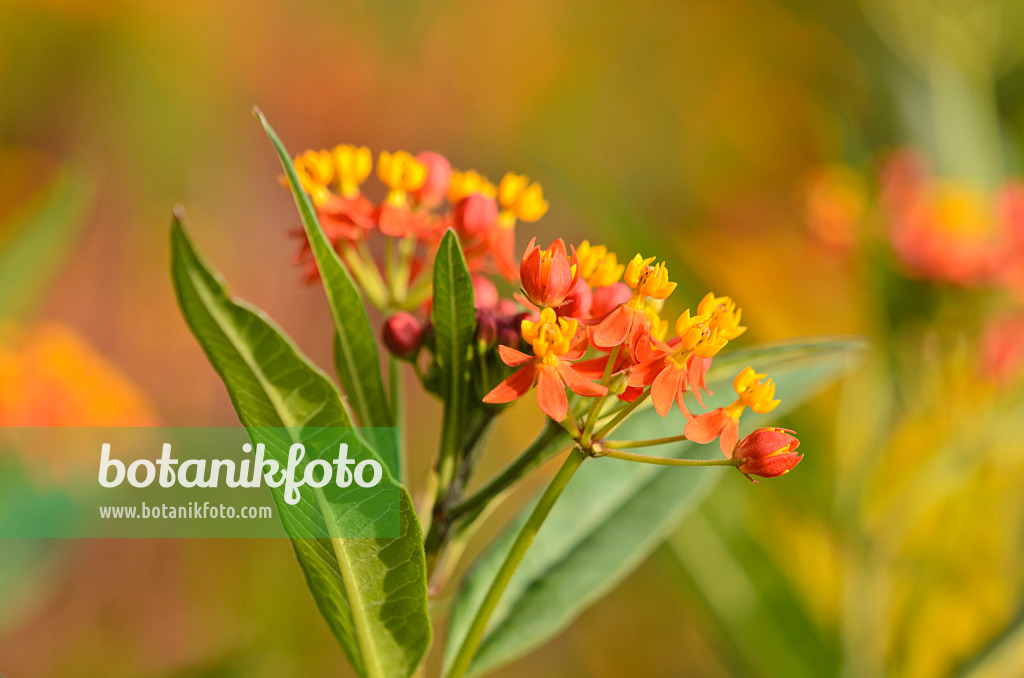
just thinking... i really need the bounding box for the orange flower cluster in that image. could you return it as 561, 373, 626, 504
482, 240, 797, 468
288, 146, 547, 292
289, 146, 800, 473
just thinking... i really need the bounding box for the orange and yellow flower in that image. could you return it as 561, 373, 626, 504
520, 238, 578, 308
483, 308, 605, 421
376, 150, 429, 237
590, 254, 677, 360
684, 367, 779, 455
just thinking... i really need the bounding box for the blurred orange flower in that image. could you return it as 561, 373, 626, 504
0, 322, 156, 427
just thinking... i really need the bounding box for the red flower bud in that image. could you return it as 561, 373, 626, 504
454, 193, 498, 237
476, 312, 498, 346
734, 428, 802, 480
497, 327, 520, 349
520, 237, 578, 308
382, 312, 423, 359
411, 152, 452, 207
591, 282, 632, 318
557, 276, 593, 319
472, 275, 499, 310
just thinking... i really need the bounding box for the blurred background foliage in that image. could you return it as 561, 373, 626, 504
2, 0, 1024, 676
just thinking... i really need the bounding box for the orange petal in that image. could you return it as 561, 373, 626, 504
497, 345, 533, 367
572, 355, 611, 379
683, 409, 728, 444
687, 355, 712, 407
629, 356, 666, 387
520, 241, 543, 302
719, 420, 740, 458
590, 305, 634, 349
556, 361, 607, 398
536, 365, 568, 421
650, 364, 684, 418
674, 387, 694, 421
564, 331, 590, 360
483, 363, 537, 404
545, 240, 574, 303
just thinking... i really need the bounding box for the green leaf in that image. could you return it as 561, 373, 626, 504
170, 214, 430, 678
668, 492, 841, 678
0, 165, 95, 320
431, 229, 476, 475
255, 109, 395, 469
446, 336, 865, 676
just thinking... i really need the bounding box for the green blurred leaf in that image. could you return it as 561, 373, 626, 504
170, 215, 430, 678
255, 110, 396, 472
0, 165, 95, 319
668, 493, 841, 678
446, 336, 865, 676
431, 229, 476, 466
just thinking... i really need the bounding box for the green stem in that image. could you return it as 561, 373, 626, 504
388, 354, 406, 485
384, 236, 398, 303
445, 447, 587, 678
435, 403, 461, 505
394, 235, 415, 301
424, 408, 498, 576
592, 390, 650, 441
447, 421, 568, 522
580, 346, 620, 446
600, 448, 740, 468
561, 409, 581, 438
601, 433, 690, 449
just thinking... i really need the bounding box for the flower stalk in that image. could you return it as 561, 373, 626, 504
598, 447, 742, 468
445, 446, 588, 678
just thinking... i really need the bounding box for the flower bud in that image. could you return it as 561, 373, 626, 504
497, 327, 520, 349
591, 282, 631, 318
556, 276, 593, 319
606, 370, 630, 395
472, 275, 499, 310
734, 428, 802, 479
454, 193, 499, 237
520, 237, 577, 307
382, 312, 422, 360
411, 151, 452, 207
476, 312, 499, 347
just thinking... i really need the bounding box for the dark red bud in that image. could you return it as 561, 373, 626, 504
382, 312, 423, 359
498, 327, 520, 349
476, 312, 499, 346
734, 428, 803, 479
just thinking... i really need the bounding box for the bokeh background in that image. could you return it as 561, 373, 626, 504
3, 0, 1024, 676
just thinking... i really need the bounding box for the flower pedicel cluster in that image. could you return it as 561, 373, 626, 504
287, 145, 803, 480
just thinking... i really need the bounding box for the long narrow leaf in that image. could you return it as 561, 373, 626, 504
255, 110, 395, 472
431, 230, 476, 471
171, 214, 429, 678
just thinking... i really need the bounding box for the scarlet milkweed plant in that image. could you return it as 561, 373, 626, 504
169, 108, 862, 678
